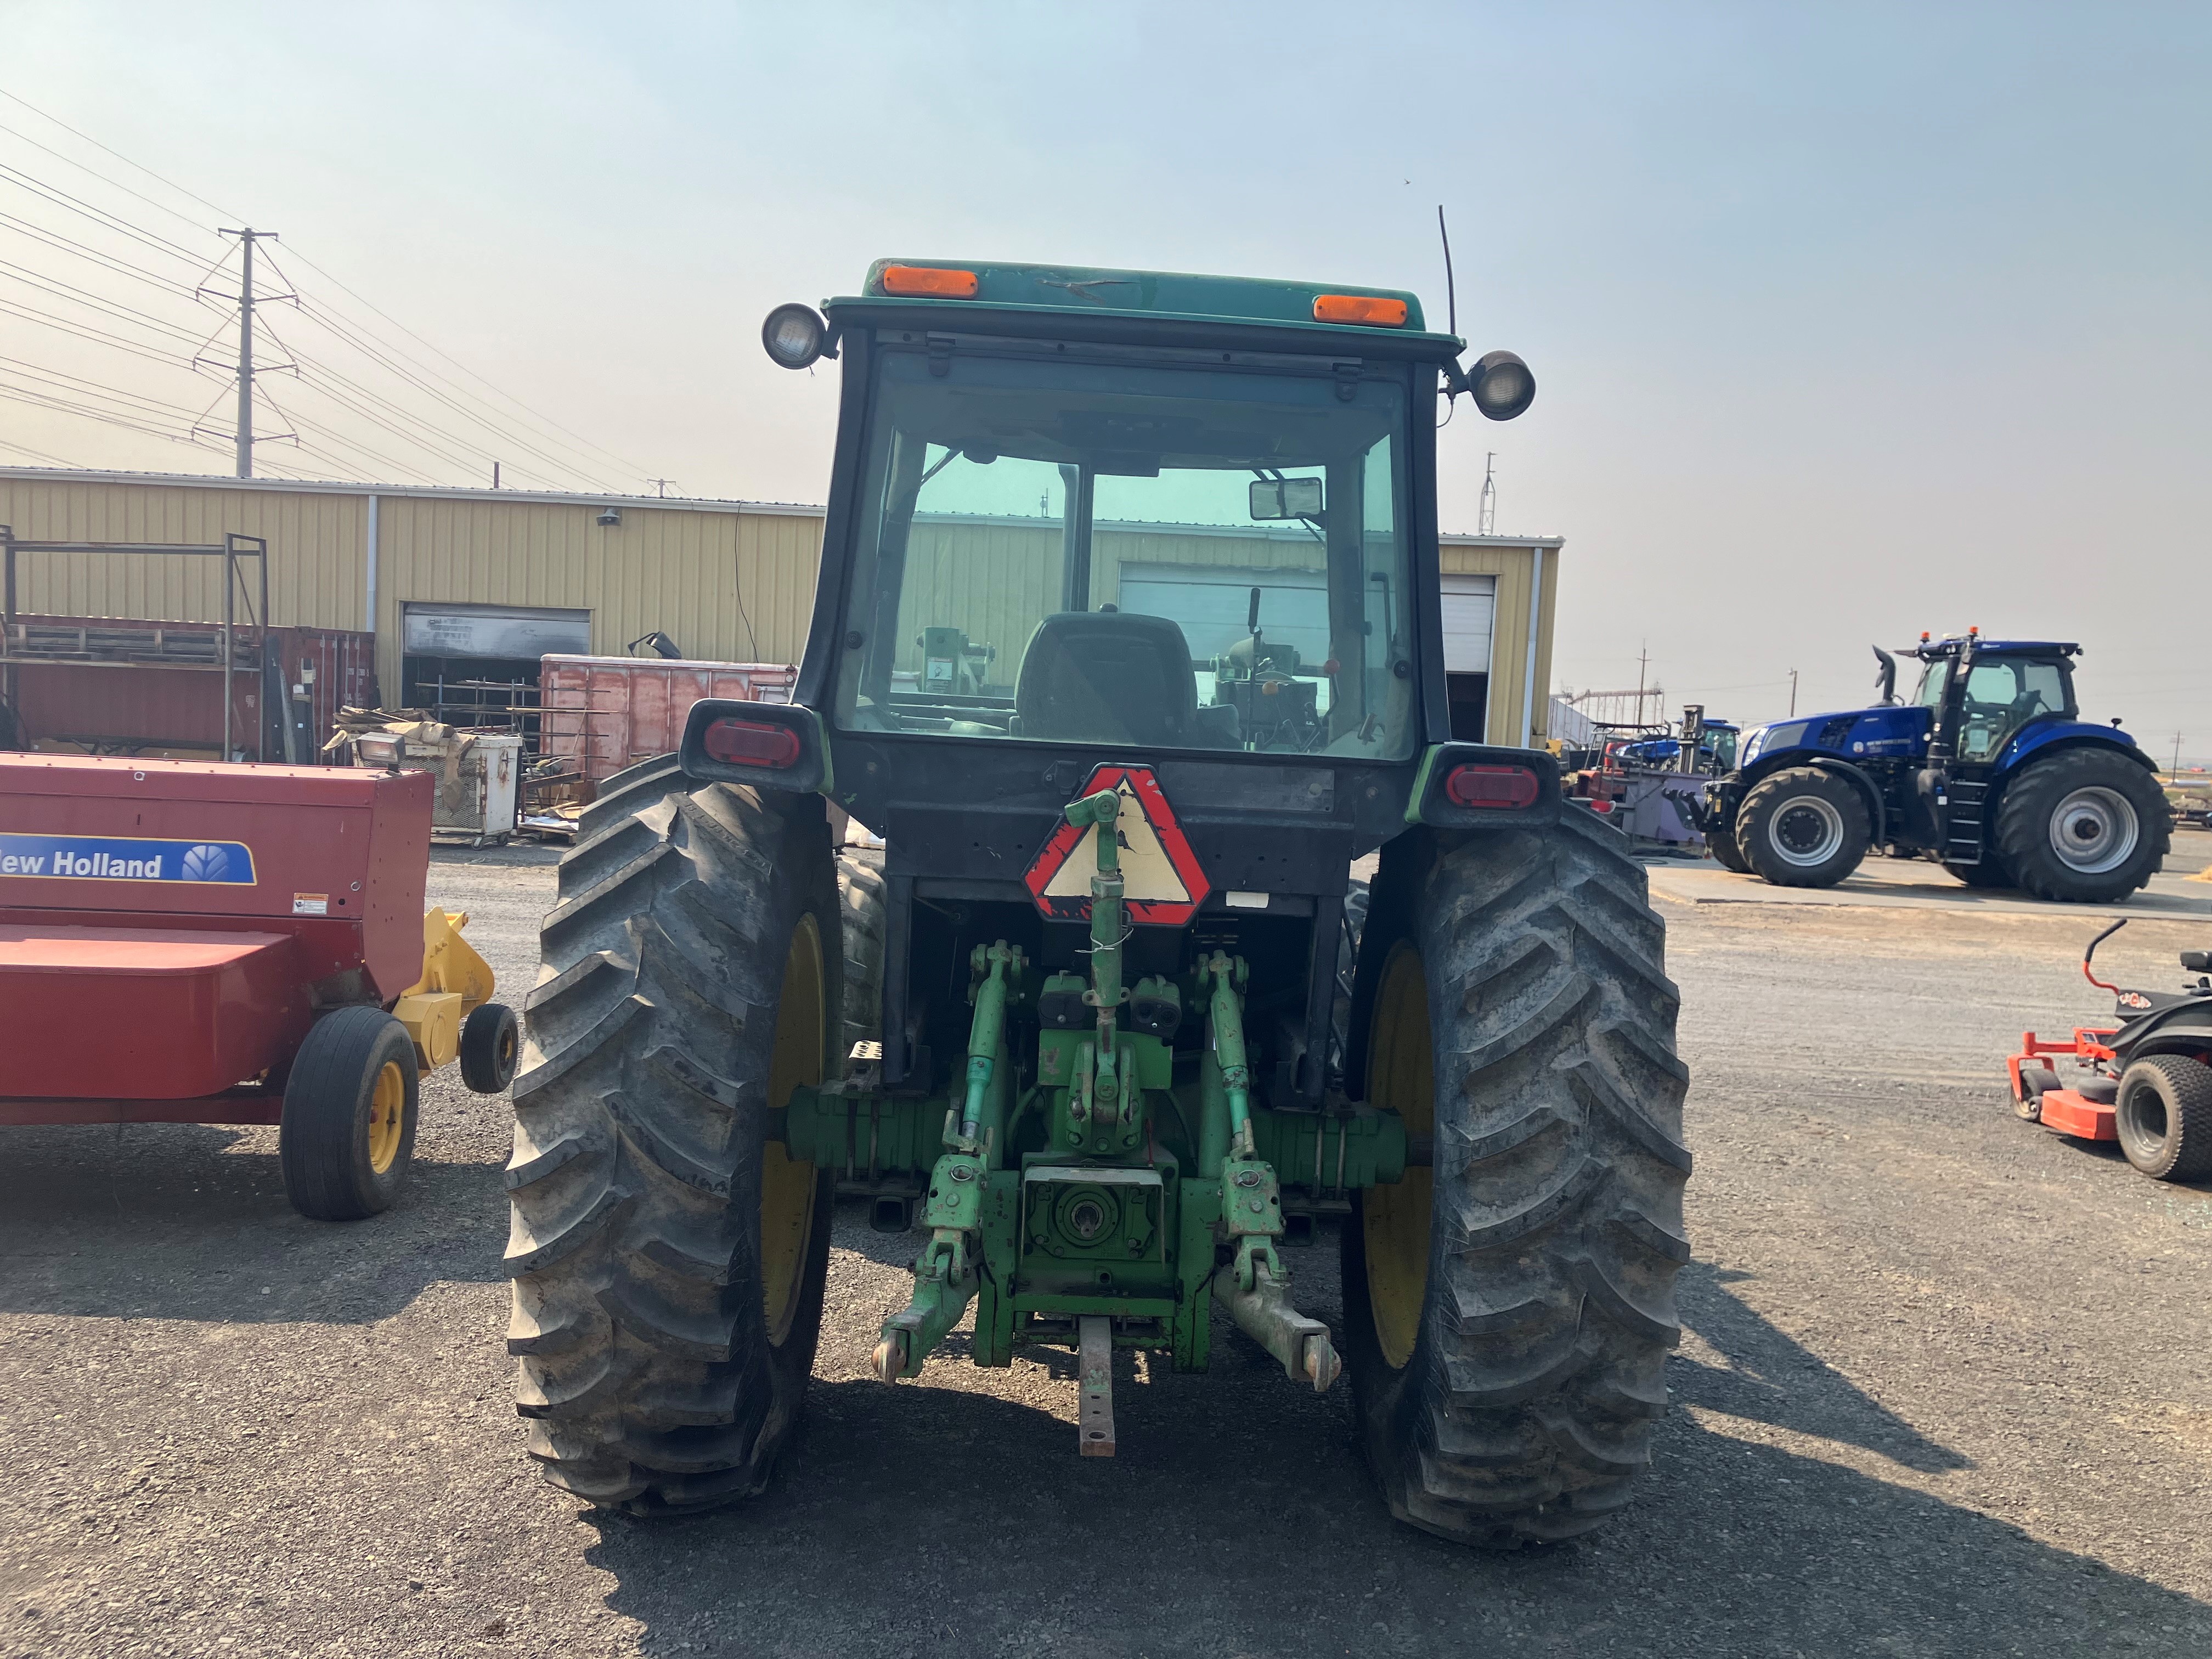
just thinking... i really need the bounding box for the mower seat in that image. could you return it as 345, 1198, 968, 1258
1014, 611, 1211, 748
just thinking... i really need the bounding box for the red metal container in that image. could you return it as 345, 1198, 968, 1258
2, 613, 378, 761
539, 654, 796, 788
0, 754, 432, 1120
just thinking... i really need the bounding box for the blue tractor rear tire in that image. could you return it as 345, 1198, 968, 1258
1994, 747, 2170, 904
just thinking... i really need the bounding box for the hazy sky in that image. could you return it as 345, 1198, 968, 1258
4, 3, 2207, 753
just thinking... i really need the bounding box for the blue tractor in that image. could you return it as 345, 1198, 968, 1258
1702, 633, 2171, 902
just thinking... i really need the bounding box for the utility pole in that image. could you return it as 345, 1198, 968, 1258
2176, 732, 2186, 776
210, 227, 289, 479
492, 462, 501, 489
1477, 453, 1497, 535
1788, 668, 1799, 717
646, 478, 678, 499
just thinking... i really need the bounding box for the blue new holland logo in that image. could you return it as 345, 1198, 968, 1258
0, 833, 258, 885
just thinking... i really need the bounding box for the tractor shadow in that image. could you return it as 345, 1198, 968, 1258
1672, 1261, 1971, 1473
579, 1257, 2210, 1657
0, 1121, 505, 1324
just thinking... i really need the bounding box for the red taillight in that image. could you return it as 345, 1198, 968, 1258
703, 718, 801, 769
1445, 763, 1542, 810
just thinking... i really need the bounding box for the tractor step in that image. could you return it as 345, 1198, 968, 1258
1078, 1316, 1116, 1457
1943, 777, 1989, 863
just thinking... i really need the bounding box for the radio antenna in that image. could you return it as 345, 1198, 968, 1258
1437, 204, 1458, 338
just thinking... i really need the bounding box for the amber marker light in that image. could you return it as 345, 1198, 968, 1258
1313, 294, 1408, 326
879, 266, 980, 297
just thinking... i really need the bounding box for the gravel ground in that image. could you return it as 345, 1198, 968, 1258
3, 837, 2209, 1657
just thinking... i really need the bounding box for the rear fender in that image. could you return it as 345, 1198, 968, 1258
1994, 724, 2157, 777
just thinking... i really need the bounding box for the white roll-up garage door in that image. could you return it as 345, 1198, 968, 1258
1438, 574, 1496, 673
1114, 565, 1331, 663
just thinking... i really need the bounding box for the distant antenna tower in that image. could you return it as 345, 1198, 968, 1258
1477, 452, 1498, 535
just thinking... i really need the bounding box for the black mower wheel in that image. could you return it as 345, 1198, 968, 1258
1994, 747, 2170, 904
460, 1002, 520, 1093
280, 1006, 420, 1221
1342, 809, 1691, 1547
1736, 767, 1870, 888
1706, 821, 1750, 873
2012, 1063, 2061, 1121
2114, 1056, 2212, 1181
506, 776, 838, 1516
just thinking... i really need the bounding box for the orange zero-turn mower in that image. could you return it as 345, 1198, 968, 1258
2007, 919, 2212, 1182
0, 754, 518, 1218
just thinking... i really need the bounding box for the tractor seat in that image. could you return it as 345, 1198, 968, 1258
1013, 611, 1209, 748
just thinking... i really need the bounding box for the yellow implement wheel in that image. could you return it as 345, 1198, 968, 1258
365, 1059, 407, 1175
280, 1006, 420, 1222
1361, 941, 1434, 1370
761, 912, 825, 1344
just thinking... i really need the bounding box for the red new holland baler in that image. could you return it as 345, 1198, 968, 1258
0, 754, 518, 1218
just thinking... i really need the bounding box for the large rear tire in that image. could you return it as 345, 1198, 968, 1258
505, 776, 838, 1516
836, 848, 887, 1064
1342, 810, 1691, 1547
1736, 766, 1870, 888
2114, 1055, 2212, 1181
1994, 748, 2170, 904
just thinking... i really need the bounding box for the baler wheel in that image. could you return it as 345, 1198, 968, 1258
1341, 806, 1690, 1547
460, 1002, 520, 1094
280, 1007, 421, 1221
505, 776, 837, 1516
2114, 1055, 2212, 1181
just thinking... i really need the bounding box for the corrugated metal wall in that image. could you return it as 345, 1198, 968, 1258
0, 475, 1561, 750
0, 477, 368, 632
373, 495, 819, 696
1440, 539, 1560, 746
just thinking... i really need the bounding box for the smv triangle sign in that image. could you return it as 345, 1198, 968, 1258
1024, 764, 1210, 927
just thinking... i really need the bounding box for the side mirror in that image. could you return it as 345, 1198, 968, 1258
1249, 476, 1323, 520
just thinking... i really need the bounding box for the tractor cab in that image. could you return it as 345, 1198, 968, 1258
1904, 634, 2079, 765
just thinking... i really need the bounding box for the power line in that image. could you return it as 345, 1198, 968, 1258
0, 295, 195, 364
0, 162, 217, 272
0, 87, 239, 219
0, 434, 84, 466
0, 259, 206, 340
0, 210, 201, 296
0, 119, 223, 238
267, 245, 648, 481
0, 357, 204, 420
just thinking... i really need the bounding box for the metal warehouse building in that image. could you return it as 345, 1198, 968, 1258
0, 467, 1561, 753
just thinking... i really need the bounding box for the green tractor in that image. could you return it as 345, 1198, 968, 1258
504, 260, 1690, 1547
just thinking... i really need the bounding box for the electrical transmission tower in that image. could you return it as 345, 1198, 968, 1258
1477, 452, 1497, 535
199, 227, 294, 478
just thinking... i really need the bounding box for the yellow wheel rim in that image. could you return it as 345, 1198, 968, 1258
366, 1059, 406, 1176
761, 912, 825, 1345
1363, 941, 1434, 1370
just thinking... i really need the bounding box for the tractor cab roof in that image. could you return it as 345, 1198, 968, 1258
1910, 636, 2080, 661
823, 258, 1465, 361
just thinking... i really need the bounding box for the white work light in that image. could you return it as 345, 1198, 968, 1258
1470, 350, 1536, 421
761, 303, 830, 370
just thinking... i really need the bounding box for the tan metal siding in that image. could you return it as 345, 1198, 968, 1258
0, 478, 366, 633
371, 497, 824, 697
1440, 542, 1560, 746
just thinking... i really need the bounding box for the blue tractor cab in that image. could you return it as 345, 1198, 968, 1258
1702, 633, 2170, 901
